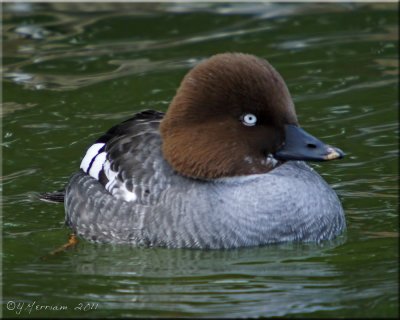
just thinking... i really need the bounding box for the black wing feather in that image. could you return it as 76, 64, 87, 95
40, 110, 165, 204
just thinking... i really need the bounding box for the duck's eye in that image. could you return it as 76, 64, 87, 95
241, 113, 257, 126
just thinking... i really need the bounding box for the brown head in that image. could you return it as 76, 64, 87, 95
160, 53, 343, 180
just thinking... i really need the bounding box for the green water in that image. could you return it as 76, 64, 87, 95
2, 2, 398, 318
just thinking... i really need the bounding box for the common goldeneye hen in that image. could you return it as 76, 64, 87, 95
41, 53, 346, 249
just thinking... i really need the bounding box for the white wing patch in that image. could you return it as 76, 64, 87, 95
103, 160, 117, 190
110, 182, 138, 202
80, 142, 137, 202
89, 152, 107, 180
80, 143, 105, 172
103, 159, 137, 202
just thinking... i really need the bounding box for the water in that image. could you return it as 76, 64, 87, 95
2, 2, 398, 318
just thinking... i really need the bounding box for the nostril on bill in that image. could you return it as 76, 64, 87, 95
307, 143, 317, 149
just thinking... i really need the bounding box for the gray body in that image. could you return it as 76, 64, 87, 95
65, 115, 345, 249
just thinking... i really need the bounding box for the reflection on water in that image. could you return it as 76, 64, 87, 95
2, 2, 398, 318
18, 241, 352, 317
60, 241, 344, 278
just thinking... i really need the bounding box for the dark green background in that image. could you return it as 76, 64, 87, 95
2, 2, 398, 318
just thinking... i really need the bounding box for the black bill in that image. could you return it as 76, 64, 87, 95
274, 124, 344, 161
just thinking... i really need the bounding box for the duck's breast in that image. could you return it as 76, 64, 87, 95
127, 160, 345, 248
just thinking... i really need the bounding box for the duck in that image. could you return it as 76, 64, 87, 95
42, 53, 346, 249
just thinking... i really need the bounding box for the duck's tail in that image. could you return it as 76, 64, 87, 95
38, 190, 65, 203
